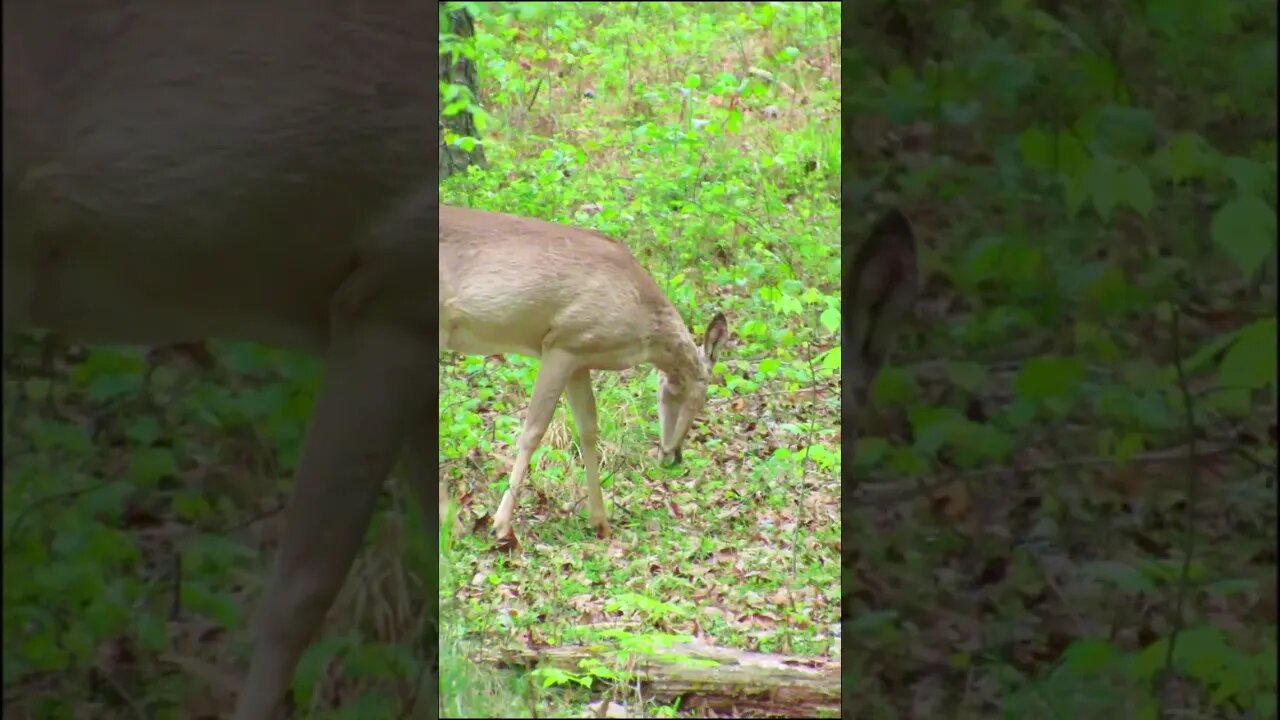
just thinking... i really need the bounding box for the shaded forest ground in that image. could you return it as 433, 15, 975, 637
843, 2, 1276, 717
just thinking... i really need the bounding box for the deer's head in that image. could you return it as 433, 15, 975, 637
844, 208, 918, 421
658, 312, 728, 465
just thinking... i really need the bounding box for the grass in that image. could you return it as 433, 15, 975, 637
439, 2, 843, 717
2, 338, 431, 718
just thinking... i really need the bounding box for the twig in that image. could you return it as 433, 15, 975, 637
1159, 306, 1203, 718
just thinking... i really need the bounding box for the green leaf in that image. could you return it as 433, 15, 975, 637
1055, 132, 1089, 175
294, 633, 355, 705
1064, 167, 1089, 217
1085, 560, 1156, 595
1179, 329, 1243, 377
1161, 132, 1209, 182
1019, 127, 1087, 175
1116, 164, 1154, 217
174, 492, 215, 522
847, 609, 899, 634
726, 108, 743, 134
819, 307, 840, 334
1015, 357, 1085, 403
1204, 578, 1258, 597
1211, 195, 1277, 277
128, 447, 179, 487
1222, 156, 1270, 196
136, 613, 169, 653
1131, 636, 1169, 680
1086, 155, 1119, 220
946, 362, 990, 393
1019, 126, 1053, 172
1219, 318, 1277, 391
1114, 432, 1144, 463
23, 632, 71, 671
1061, 637, 1118, 675
332, 695, 398, 720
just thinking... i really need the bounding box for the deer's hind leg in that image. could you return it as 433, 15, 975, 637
235, 189, 435, 720
235, 321, 431, 719
491, 348, 577, 546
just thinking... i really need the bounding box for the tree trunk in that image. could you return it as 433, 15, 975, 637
439, 3, 487, 179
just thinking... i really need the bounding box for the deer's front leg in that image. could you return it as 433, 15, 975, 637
233, 321, 430, 720
565, 369, 607, 538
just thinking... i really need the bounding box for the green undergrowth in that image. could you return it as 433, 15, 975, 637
440, 2, 842, 717
842, 1, 1276, 718
3, 339, 431, 718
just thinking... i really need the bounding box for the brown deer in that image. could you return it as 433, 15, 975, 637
844, 209, 919, 446
4, 3, 433, 718
439, 206, 729, 547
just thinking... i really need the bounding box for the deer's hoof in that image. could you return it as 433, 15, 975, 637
660, 447, 682, 466
495, 526, 519, 553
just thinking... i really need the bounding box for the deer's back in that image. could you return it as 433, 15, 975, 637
440, 206, 676, 368
3, 1, 433, 352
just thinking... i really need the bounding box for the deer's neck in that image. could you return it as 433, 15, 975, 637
648, 316, 704, 387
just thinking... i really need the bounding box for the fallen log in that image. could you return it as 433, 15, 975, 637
474, 639, 839, 716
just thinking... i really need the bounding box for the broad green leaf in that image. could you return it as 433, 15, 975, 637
128, 447, 179, 487
1019, 126, 1053, 171
1015, 357, 1085, 403
1160, 132, 1209, 182
1086, 155, 1120, 220
1116, 164, 1154, 217
1085, 559, 1156, 595
819, 307, 840, 334
1222, 156, 1270, 196
1064, 166, 1089, 217
1061, 637, 1118, 675
1211, 194, 1277, 277
946, 362, 990, 393
1219, 318, 1277, 391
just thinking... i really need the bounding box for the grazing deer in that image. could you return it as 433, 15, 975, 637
844, 209, 919, 445
4, 3, 433, 718
439, 205, 729, 547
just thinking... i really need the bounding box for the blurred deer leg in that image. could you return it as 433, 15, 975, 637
565, 368, 607, 538
491, 349, 574, 544
233, 322, 430, 720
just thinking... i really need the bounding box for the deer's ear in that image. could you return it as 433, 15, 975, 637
703, 312, 729, 365
869, 208, 913, 245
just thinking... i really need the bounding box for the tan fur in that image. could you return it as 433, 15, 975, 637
3, 7, 435, 715
439, 205, 728, 544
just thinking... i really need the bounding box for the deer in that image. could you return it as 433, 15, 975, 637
439, 205, 729, 548
840, 207, 918, 715
844, 208, 919, 450
4, 3, 434, 718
